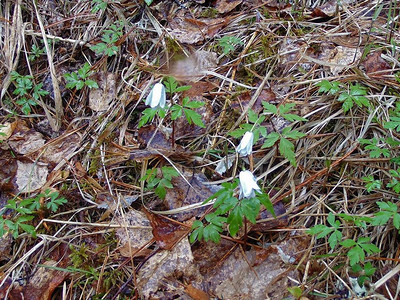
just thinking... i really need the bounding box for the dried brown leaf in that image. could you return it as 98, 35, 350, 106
145, 210, 190, 250
204, 232, 310, 300
170, 50, 218, 82
364, 51, 391, 77
164, 167, 220, 222
89, 72, 116, 112
115, 210, 154, 257
215, 0, 242, 14
137, 239, 194, 299
8, 120, 45, 155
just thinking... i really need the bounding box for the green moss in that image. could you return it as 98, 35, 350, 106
200, 7, 218, 18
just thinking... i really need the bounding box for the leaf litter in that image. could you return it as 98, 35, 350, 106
1, 0, 400, 299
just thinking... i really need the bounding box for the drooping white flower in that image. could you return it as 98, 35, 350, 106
236, 131, 254, 156
145, 83, 166, 109
239, 170, 261, 199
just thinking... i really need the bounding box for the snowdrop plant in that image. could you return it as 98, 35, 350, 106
145, 82, 166, 109
191, 169, 275, 243
138, 82, 168, 128
239, 170, 261, 199
236, 131, 254, 156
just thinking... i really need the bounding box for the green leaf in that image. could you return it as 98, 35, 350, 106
183, 99, 204, 109
162, 166, 179, 180
261, 132, 279, 148
227, 206, 243, 237
360, 242, 380, 254
328, 230, 342, 249
215, 196, 238, 214
282, 127, 306, 140
342, 96, 354, 113
171, 105, 183, 120
144, 0, 153, 5
155, 185, 166, 199
262, 101, 278, 114
84, 79, 99, 89
229, 128, 248, 138
175, 85, 192, 93
184, 108, 205, 128
138, 108, 157, 128
164, 77, 178, 94
279, 137, 296, 166
19, 223, 37, 237
287, 286, 303, 299
205, 214, 227, 229
348, 245, 364, 265
340, 239, 357, 248
258, 193, 275, 217
219, 36, 243, 55
241, 198, 260, 224
248, 109, 259, 123
203, 224, 222, 243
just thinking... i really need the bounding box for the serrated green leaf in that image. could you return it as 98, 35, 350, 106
170, 105, 183, 120
162, 166, 179, 179
258, 193, 275, 217
216, 196, 238, 214
184, 100, 204, 109
342, 97, 354, 113
155, 185, 166, 199
184, 108, 205, 128
261, 132, 279, 148
84, 79, 99, 89
203, 224, 222, 243
327, 213, 335, 227
340, 239, 357, 248
282, 128, 306, 140
328, 230, 342, 249
279, 137, 296, 166
138, 108, 157, 128
360, 243, 380, 254
281, 113, 308, 122
175, 85, 192, 93
248, 109, 258, 123
241, 198, 260, 224
262, 101, 277, 114
348, 245, 364, 265
227, 206, 242, 237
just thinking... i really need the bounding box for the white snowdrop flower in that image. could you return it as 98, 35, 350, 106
145, 83, 166, 109
239, 170, 261, 199
236, 131, 254, 156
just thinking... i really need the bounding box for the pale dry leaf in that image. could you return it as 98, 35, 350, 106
169, 18, 226, 44
15, 160, 48, 193
8, 121, 45, 155
0, 122, 15, 141
89, 72, 116, 112
137, 238, 193, 299
115, 210, 153, 257
312, 0, 357, 17
328, 46, 362, 75
8, 260, 68, 300
170, 50, 218, 82
40, 133, 80, 165
215, 0, 242, 14
205, 233, 310, 300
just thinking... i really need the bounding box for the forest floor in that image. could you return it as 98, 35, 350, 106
1, 0, 400, 299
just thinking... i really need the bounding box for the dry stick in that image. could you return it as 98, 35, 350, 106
32, 0, 63, 131
271, 143, 359, 205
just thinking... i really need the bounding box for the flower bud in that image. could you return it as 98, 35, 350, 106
239, 170, 261, 199
236, 131, 254, 156
145, 83, 166, 109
